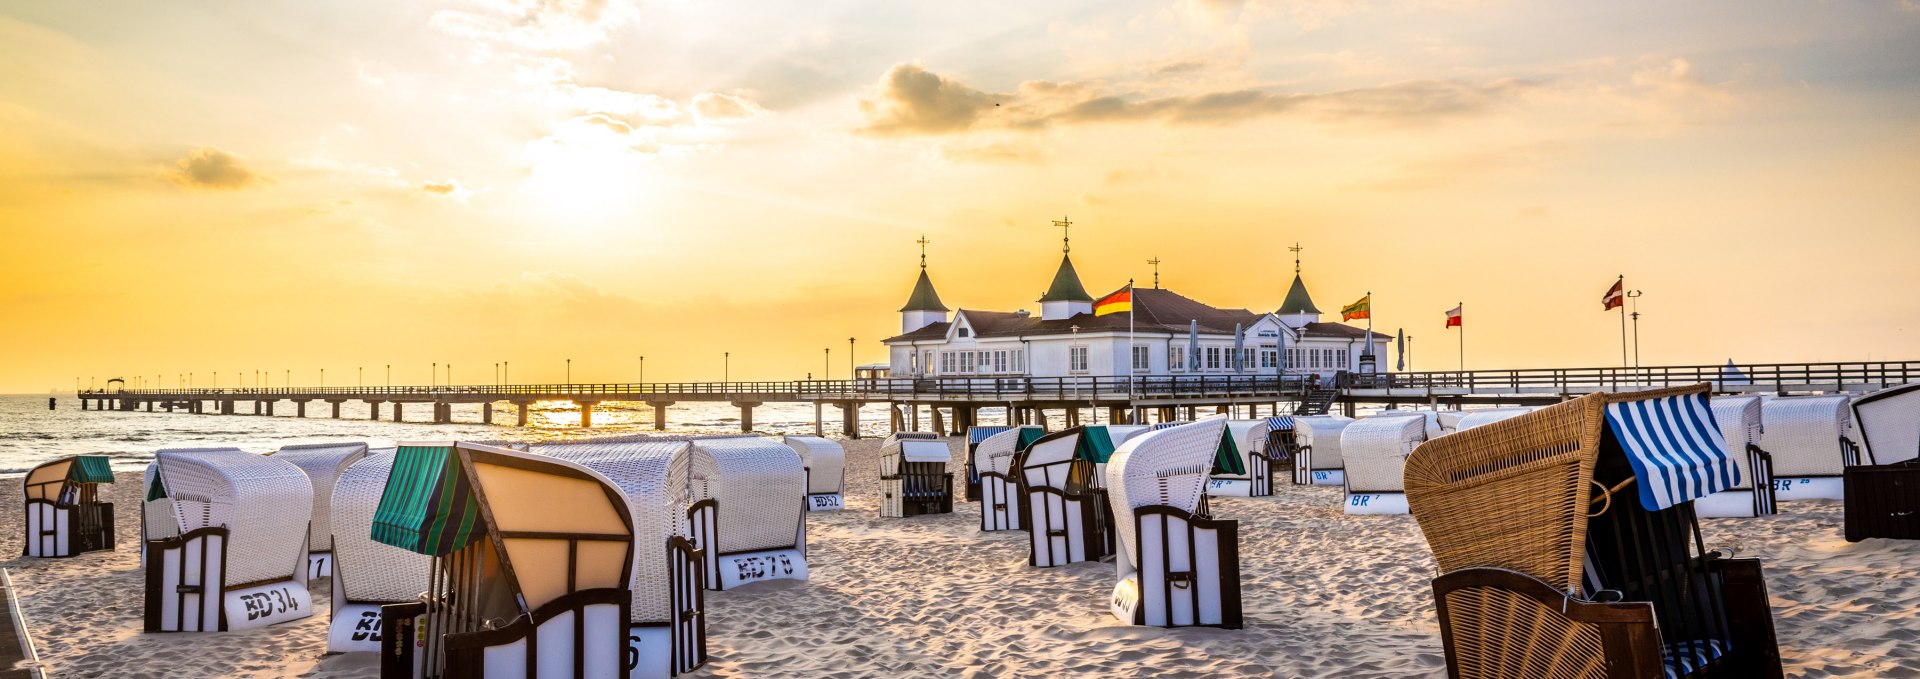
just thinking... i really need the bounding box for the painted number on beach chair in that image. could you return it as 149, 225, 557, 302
625, 635, 640, 670
240, 586, 301, 621
351, 610, 382, 642
809, 494, 843, 510
732, 553, 795, 582
1350, 495, 1371, 507
1772, 478, 1808, 492
1314, 471, 1333, 482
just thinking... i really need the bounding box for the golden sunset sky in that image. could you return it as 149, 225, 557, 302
3, 0, 1917, 392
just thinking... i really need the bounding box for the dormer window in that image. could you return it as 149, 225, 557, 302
957, 327, 970, 338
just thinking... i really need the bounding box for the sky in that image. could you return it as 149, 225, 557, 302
1, 0, 1917, 392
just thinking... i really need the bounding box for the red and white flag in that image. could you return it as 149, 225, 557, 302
1444, 304, 1462, 328
1602, 278, 1624, 310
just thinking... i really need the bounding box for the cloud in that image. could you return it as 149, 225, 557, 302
855, 63, 1537, 135
937, 139, 1046, 164
691, 92, 768, 123
162, 147, 260, 190
431, 0, 640, 50
419, 180, 474, 201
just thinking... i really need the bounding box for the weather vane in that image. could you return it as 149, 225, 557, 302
1147, 256, 1162, 288
916, 235, 930, 270
1053, 216, 1073, 253
1289, 242, 1304, 275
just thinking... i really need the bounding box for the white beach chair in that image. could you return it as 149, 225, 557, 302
271, 441, 369, 579
784, 435, 847, 511
375, 442, 633, 679
964, 426, 1013, 502
538, 439, 712, 678
1020, 427, 1112, 567
1290, 415, 1356, 486
880, 432, 954, 518
1692, 396, 1779, 518
1850, 384, 1920, 465
22, 455, 115, 558
1759, 395, 1855, 501
1206, 420, 1281, 498
326, 447, 433, 654
1105, 416, 1242, 628
1339, 413, 1436, 515
1843, 384, 1920, 541
975, 426, 1042, 531
1451, 407, 1535, 431
143, 447, 314, 632
681, 436, 808, 590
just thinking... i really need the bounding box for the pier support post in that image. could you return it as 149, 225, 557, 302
889, 404, 902, 434
929, 407, 944, 436
649, 401, 673, 430
814, 402, 824, 437
392, 402, 403, 422
329, 400, 343, 418
843, 402, 863, 439
145, 401, 153, 412
81, 399, 88, 411
482, 402, 493, 425
1067, 407, 1080, 428
368, 401, 382, 421
909, 404, 920, 432
733, 402, 760, 433
575, 401, 598, 428
515, 402, 530, 427
266, 401, 275, 416
296, 401, 307, 418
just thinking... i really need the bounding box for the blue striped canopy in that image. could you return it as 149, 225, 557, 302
968, 427, 1011, 444
1150, 422, 1186, 431
1265, 416, 1295, 432
1602, 392, 1740, 511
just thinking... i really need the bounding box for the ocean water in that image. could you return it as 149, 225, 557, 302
0, 395, 920, 475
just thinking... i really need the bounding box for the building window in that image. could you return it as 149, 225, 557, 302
1205, 347, 1220, 370
1260, 347, 1277, 369
1069, 346, 1089, 373
1170, 346, 1185, 372
994, 351, 1008, 373
939, 352, 953, 373
1337, 349, 1348, 369
1132, 345, 1149, 371
961, 351, 976, 373
1013, 349, 1025, 373
957, 327, 970, 338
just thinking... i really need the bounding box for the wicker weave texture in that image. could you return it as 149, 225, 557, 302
152, 447, 314, 586
1106, 416, 1227, 571
536, 440, 697, 623
1710, 396, 1764, 488
691, 436, 806, 554
1444, 585, 1608, 679
1293, 416, 1356, 470
974, 427, 1030, 476
1342, 415, 1429, 493
1454, 408, 1534, 432
1760, 395, 1852, 476
881, 434, 952, 476
783, 436, 846, 494
273, 442, 369, 551
332, 450, 433, 603
1852, 384, 1920, 464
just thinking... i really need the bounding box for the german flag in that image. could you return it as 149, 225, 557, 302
1341, 295, 1371, 321
1094, 288, 1132, 316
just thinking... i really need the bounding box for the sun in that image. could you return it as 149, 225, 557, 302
522, 116, 657, 221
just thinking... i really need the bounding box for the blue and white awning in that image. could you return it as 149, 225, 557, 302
1151, 422, 1187, 431
967, 426, 1011, 444
1265, 416, 1295, 432
1603, 392, 1741, 511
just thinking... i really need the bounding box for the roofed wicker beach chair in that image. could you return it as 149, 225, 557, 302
1290, 415, 1355, 486
975, 425, 1044, 531
964, 426, 1012, 502
143, 447, 315, 632
1692, 396, 1778, 518
537, 439, 712, 677
1843, 383, 1920, 541
680, 436, 808, 590
784, 435, 847, 512
325, 448, 434, 654
1340, 412, 1441, 515
1758, 395, 1855, 501
1452, 407, 1535, 431
1206, 420, 1282, 498
22, 454, 115, 558
374, 442, 633, 679
1406, 385, 1783, 679
880, 432, 954, 518
1021, 426, 1114, 567
271, 441, 370, 579
1105, 416, 1242, 628
1262, 416, 1300, 475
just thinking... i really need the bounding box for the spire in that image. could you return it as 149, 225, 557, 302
900, 237, 948, 312
1277, 244, 1320, 315
1039, 254, 1092, 303
1054, 216, 1072, 254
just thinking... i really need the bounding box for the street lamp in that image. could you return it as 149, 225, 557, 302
724, 352, 730, 385
447, 363, 452, 386
824, 348, 830, 381
386, 364, 391, 387
848, 337, 855, 382
504, 361, 509, 385
566, 358, 571, 386
1626, 290, 1645, 369
320, 368, 325, 387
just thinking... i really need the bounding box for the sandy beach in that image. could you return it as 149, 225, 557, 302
2, 438, 1915, 678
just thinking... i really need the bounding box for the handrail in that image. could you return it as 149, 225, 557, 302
89, 374, 1313, 400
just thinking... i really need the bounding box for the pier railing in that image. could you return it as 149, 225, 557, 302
1347, 360, 1920, 393
100, 374, 1311, 401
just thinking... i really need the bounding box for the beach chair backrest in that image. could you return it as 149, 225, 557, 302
690, 436, 806, 555
784, 436, 846, 494
1019, 428, 1084, 490
1452, 408, 1535, 432
1341, 414, 1430, 493
1760, 395, 1853, 476
975, 427, 1027, 476
272, 442, 369, 553
152, 447, 314, 586
1106, 416, 1229, 566
332, 450, 433, 604
1850, 383, 1920, 464
1293, 416, 1355, 469
537, 440, 697, 624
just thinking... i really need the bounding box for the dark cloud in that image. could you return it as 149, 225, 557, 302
163, 147, 260, 190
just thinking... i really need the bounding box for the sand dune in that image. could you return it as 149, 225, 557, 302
0, 439, 1913, 677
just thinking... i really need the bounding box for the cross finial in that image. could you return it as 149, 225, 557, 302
1146, 256, 1162, 289
916, 235, 930, 270
1053, 215, 1073, 253
1289, 242, 1304, 275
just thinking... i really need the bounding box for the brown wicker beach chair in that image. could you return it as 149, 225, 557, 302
1406, 384, 1782, 679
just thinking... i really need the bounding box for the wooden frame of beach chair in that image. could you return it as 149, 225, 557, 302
1758, 395, 1854, 502
1843, 383, 1920, 541
880, 433, 953, 518
682, 436, 808, 590
1289, 415, 1354, 486
326, 448, 435, 654
1106, 416, 1242, 629
1020, 427, 1110, 567
1406, 385, 1783, 679
374, 442, 633, 679
271, 442, 369, 579
538, 439, 712, 678
975, 426, 1042, 531
22, 455, 115, 558
784, 435, 847, 512
1693, 396, 1778, 518
1206, 420, 1277, 498
143, 447, 315, 633
964, 426, 1012, 502
1340, 413, 1435, 515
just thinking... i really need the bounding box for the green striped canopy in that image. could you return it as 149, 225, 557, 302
1214, 431, 1247, 476
1017, 427, 1046, 452
1076, 427, 1118, 464
71, 456, 115, 484
371, 445, 483, 556
146, 474, 166, 502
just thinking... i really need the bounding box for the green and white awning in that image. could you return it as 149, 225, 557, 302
1077, 427, 1117, 463
371, 444, 483, 556
71, 455, 115, 484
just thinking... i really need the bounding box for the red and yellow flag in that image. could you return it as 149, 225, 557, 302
1094, 288, 1132, 316
1341, 295, 1371, 321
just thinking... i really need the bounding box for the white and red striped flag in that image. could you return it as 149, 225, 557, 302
1602, 278, 1624, 310
1444, 304, 1462, 328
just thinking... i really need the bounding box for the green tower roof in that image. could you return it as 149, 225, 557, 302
900, 269, 949, 312
1277, 274, 1321, 315
1039, 254, 1093, 303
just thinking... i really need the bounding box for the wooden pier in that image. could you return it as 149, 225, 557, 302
74, 360, 1917, 437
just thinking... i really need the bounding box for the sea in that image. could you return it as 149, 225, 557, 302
0, 395, 926, 476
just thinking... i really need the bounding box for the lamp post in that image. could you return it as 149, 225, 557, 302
320, 368, 325, 388
1626, 290, 1644, 370
1406, 335, 1414, 372
847, 337, 855, 383
724, 352, 730, 386
358, 366, 363, 387
432, 363, 437, 389
566, 359, 571, 386
447, 363, 452, 387
824, 348, 830, 381
386, 364, 391, 388
504, 361, 509, 385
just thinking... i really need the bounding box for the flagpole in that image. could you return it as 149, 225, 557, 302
1128, 278, 1137, 407
1617, 275, 1628, 368
1366, 290, 1374, 370
1458, 301, 1465, 371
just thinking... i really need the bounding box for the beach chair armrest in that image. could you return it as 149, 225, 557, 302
1708, 558, 1784, 678
1433, 567, 1664, 679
